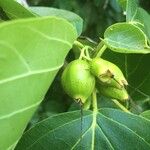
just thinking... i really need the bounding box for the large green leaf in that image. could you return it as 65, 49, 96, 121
0, 0, 36, 18
0, 16, 77, 150
16, 108, 150, 150
30, 7, 83, 36
103, 22, 150, 54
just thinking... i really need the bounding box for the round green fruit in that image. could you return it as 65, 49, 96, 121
90, 58, 128, 89
61, 59, 95, 104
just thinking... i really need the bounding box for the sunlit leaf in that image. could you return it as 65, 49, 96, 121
0, 16, 77, 150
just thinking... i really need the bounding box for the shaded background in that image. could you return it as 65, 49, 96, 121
27, 0, 150, 40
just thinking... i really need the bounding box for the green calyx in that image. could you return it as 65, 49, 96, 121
61, 59, 95, 104
96, 82, 129, 102
90, 58, 128, 89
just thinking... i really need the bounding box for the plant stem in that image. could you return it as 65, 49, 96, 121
83, 97, 91, 110
91, 89, 98, 150
79, 46, 92, 61
92, 89, 98, 112
79, 47, 85, 60
96, 45, 107, 57
82, 55, 92, 61
112, 99, 131, 113
74, 40, 84, 49
93, 41, 107, 58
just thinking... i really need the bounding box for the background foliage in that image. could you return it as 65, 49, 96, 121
0, 0, 150, 149
27, 0, 150, 40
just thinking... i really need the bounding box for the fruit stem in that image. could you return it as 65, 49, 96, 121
112, 99, 131, 113
83, 97, 91, 110
79, 46, 92, 61
93, 41, 107, 58
79, 47, 85, 60
74, 40, 84, 49
92, 89, 98, 112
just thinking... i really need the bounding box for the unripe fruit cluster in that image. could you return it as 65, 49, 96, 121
61, 58, 128, 104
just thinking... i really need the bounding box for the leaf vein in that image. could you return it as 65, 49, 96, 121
0, 101, 41, 120
0, 64, 63, 85
26, 114, 92, 150
96, 125, 115, 150
99, 113, 150, 147
26, 27, 72, 48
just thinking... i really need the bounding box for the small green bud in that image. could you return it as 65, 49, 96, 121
90, 58, 128, 89
96, 82, 129, 101
61, 59, 95, 104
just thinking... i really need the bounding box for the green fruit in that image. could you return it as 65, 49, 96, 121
96, 82, 129, 101
90, 58, 128, 89
61, 59, 95, 104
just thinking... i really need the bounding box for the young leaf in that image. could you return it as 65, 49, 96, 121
0, 0, 36, 18
103, 22, 150, 54
30, 7, 83, 36
0, 16, 77, 150
16, 108, 150, 150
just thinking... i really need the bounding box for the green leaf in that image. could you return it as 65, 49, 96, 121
134, 8, 150, 42
103, 22, 150, 54
140, 110, 150, 120
0, 0, 36, 18
30, 7, 83, 36
0, 1, 83, 36
117, 0, 138, 21
0, 16, 77, 150
16, 108, 150, 150
126, 0, 138, 22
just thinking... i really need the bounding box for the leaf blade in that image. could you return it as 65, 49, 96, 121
103, 22, 150, 54
30, 7, 83, 36
0, 16, 77, 149
0, 0, 35, 18
16, 109, 150, 150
